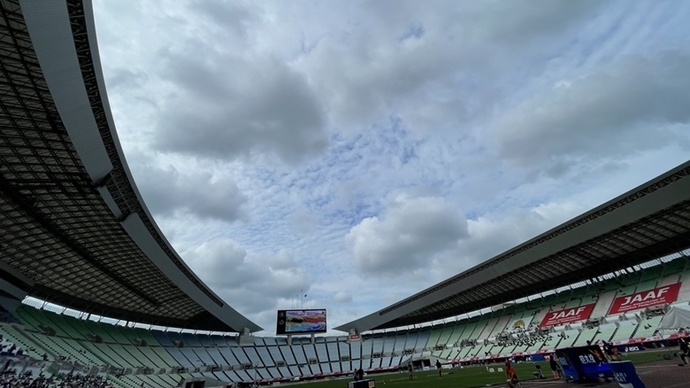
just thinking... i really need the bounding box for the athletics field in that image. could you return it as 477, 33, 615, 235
292, 350, 680, 388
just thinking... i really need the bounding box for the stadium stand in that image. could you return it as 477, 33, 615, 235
1, 1, 690, 386
1, 250, 690, 386
611, 319, 637, 341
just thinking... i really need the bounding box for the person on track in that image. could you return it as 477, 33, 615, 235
679, 337, 689, 365
549, 354, 560, 379
505, 360, 520, 388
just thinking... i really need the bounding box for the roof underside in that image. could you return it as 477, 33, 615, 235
338, 161, 690, 332
0, 0, 258, 332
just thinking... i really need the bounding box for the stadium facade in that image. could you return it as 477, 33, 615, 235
2, 0, 690, 387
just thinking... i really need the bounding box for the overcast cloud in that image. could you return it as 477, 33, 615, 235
93, 0, 690, 334
492, 51, 690, 172
346, 195, 469, 276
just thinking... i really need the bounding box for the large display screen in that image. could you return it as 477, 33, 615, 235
276, 309, 327, 335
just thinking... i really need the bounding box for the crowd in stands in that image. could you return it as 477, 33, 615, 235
0, 338, 23, 358
487, 324, 551, 351
0, 370, 114, 388
55, 350, 90, 364
495, 332, 551, 350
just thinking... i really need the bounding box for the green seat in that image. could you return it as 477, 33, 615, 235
540, 294, 557, 306
622, 273, 642, 287
640, 265, 664, 281
635, 280, 658, 292
571, 287, 587, 299
662, 258, 688, 276
554, 291, 571, 304
603, 281, 620, 292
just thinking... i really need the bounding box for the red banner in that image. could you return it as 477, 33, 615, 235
539, 304, 595, 327
609, 283, 681, 314
667, 332, 690, 340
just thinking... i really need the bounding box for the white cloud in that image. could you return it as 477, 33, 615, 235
434, 201, 587, 277
346, 195, 468, 276
334, 292, 353, 304
140, 166, 248, 222
181, 239, 310, 323
490, 52, 690, 173
297, 0, 603, 134
124, 150, 248, 223
154, 51, 328, 163
90, 0, 690, 332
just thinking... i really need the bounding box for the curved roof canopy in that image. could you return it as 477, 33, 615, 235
0, 0, 261, 332
337, 161, 690, 332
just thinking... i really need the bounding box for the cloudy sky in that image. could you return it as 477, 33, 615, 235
91, 0, 690, 334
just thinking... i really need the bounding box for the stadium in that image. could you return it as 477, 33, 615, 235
1, 1, 690, 388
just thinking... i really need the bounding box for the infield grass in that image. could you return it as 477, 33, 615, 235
289, 349, 677, 388
292, 362, 547, 388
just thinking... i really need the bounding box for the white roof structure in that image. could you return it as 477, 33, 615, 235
659, 304, 690, 331
0, 0, 261, 332
338, 161, 690, 332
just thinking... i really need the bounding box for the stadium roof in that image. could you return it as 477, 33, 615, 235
337, 160, 690, 332
0, 0, 261, 332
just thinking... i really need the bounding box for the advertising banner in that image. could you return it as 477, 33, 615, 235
613, 337, 659, 346
665, 332, 690, 340
609, 361, 646, 388
609, 283, 681, 315
616, 344, 645, 353
539, 304, 595, 327
556, 345, 613, 383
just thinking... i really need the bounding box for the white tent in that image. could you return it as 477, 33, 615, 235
658, 304, 690, 330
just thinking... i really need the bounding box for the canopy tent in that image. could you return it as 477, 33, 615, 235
658, 304, 690, 330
